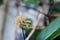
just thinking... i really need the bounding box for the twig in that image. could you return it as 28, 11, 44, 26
47, 14, 60, 17
25, 14, 43, 40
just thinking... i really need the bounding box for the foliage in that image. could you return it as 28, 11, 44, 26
37, 17, 60, 40
51, 2, 60, 13
25, 29, 41, 40
0, 0, 3, 4
25, 0, 38, 6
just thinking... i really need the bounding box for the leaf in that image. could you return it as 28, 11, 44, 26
25, 0, 38, 6
37, 17, 60, 40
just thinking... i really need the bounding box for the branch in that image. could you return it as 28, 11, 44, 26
46, 14, 60, 17
25, 14, 44, 40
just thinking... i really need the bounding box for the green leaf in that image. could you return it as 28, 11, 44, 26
25, 0, 38, 6
37, 17, 60, 40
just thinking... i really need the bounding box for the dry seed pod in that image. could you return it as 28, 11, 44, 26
16, 16, 23, 26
